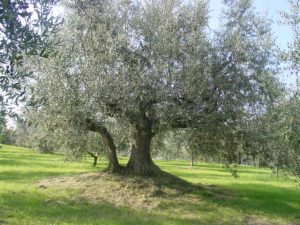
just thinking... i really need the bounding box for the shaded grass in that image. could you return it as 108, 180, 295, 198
0, 144, 299, 225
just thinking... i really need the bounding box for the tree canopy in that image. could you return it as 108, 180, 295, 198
27, 0, 283, 176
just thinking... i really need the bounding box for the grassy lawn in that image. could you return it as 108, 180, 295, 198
0, 144, 299, 225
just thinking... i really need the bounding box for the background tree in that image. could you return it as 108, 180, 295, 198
85, 132, 104, 167
281, 0, 300, 75
207, 0, 282, 166
279, 0, 300, 178
274, 93, 300, 177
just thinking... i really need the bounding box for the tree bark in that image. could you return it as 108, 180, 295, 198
87, 151, 99, 167
237, 152, 242, 165
191, 154, 194, 167
88, 122, 122, 173
93, 156, 98, 167
127, 121, 159, 176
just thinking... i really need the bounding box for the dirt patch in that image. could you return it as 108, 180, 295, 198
37, 171, 233, 211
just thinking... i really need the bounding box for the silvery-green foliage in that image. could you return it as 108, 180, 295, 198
85, 132, 104, 157
151, 131, 187, 160
205, 0, 281, 161
213, 0, 279, 118
245, 94, 300, 176
63, 0, 211, 130
31, 0, 280, 162
0, 0, 63, 104
280, 0, 300, 75
33, 0, 211, 134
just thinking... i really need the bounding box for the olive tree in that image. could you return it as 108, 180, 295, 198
278, 0, 300, 178
32, 0, 279, 176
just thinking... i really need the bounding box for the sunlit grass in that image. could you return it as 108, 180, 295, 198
0, 144, 299, 225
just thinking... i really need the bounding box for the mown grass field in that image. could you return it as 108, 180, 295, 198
0, 144, 299, 225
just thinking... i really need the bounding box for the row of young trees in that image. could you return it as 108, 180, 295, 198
2, 0, 300, 177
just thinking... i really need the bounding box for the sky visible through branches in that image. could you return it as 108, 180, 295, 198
4, 0, 296, 128
210, 0, 295, 86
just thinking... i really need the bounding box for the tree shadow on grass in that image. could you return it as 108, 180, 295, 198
0, 158, 97, 170
0, 158, 63, 168
1, 146, 298, 224
203, 183, 300, 221
171, 170, 232, 180
158, 163, 271, 177
0, 190, 230, 225
134, 170, 299, 223
0, 170, 76, 183
1, 167, 298, 224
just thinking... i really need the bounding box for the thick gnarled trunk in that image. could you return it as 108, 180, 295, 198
88, 117, 159, 176
127, 122, 159, 176
88, 122, 122, 173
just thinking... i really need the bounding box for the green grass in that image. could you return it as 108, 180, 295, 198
0, 144, 299, 225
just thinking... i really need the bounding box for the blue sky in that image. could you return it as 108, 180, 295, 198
209, 0, 293, 49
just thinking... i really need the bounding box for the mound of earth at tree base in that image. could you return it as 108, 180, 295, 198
36, 172, 288, 225
37, 171, 234, 211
